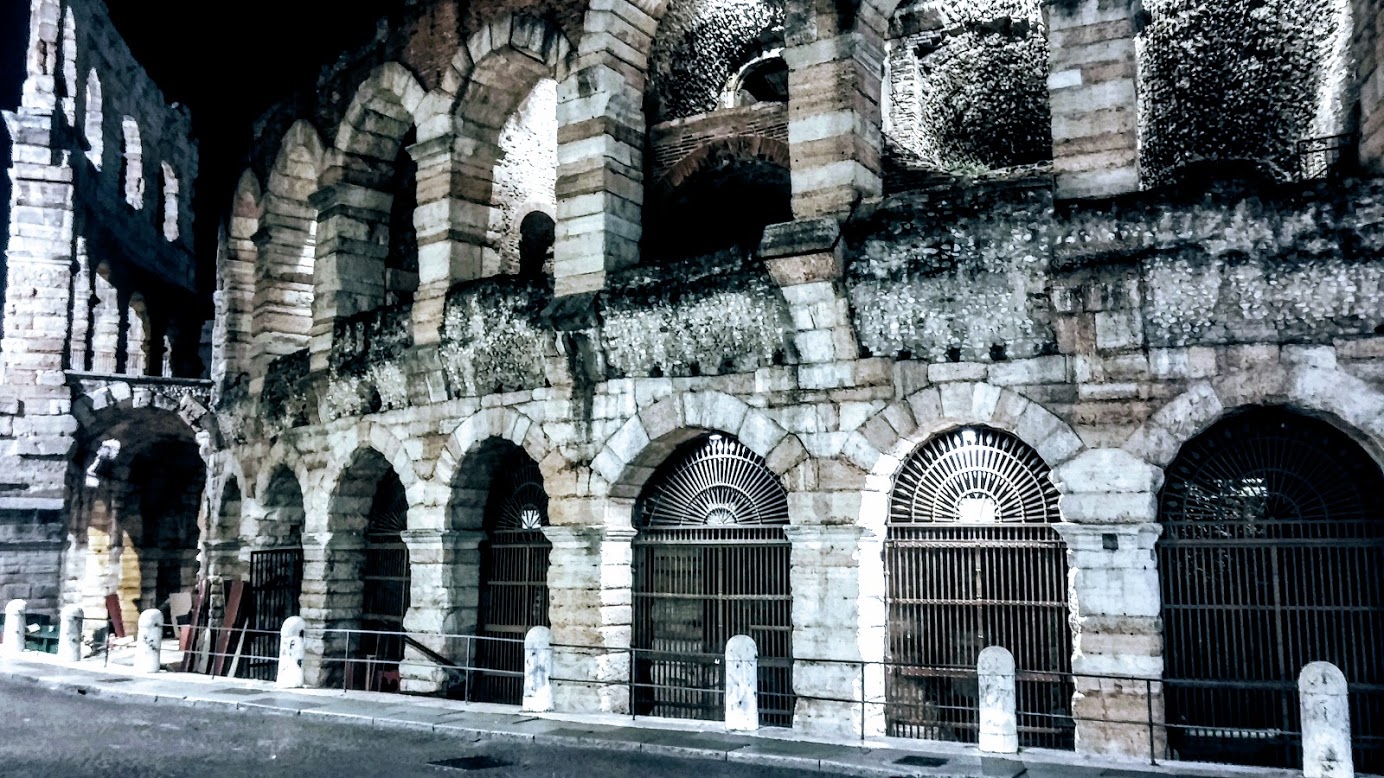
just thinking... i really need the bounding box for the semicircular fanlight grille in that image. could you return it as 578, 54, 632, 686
367, 473, 409, 536
638, 435, 789, 528
487, 461, 549, 532
890, 427, 1059, 524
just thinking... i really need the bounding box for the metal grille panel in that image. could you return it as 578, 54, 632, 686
247, 547, 303, 681
633, 435, 793, 726
1159, 408, 1384, 770
886, 428, 1073, 749
357, 475, 409, 680
475, 460, 551, 704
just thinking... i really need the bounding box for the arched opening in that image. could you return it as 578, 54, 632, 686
359, 467, 410, 690
160, 162, 179, 241
208, 477, 244, 580
882, 0, 1051, 176
722, 53, 789, 108
644, 0, 784, 123
123, 294, 149, 376
1157, 407, 1384, 770
448, 439, 552, 704
247, 466, 306, 682
255, 122, 322, 368
120, 117, 143, 209
517, 211, 555, 282
884, 426, 1073, 748
88, 263, 119, 373
1136, 0, 1353, 186
385, 127, 419, 306
83, 70, 102, 168
632, 433, 793, 726
645, 149, 792, 262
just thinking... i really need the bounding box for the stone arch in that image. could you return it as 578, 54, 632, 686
657, 136, 791, 197
846, 381, 1086, 533
318, 422, 424, 533
593, 390, 809, 509
69, 379, 219, 454
256, 439, 315, 513
333, 63, 427, 162
83, 69, 102, 168
1124, 363, 1384, 471
434, 406, 559, 497
213, 170, 262, 383
448, 16, 571, 281
254, 465, 307, 551
253, 121, 325, 373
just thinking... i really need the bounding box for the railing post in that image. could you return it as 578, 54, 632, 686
135, 609, 163, 673
725, 635, 758, 732
2, 600, 26, 657
276, 617, 307, 689
523, 626, 554, 713
978, 646, 1019, 754
58, 604, 83, 663
1300, 661, 1353, 778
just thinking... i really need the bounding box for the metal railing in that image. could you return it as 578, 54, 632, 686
320, 628, 526, 701
1296, 133, 1358, 181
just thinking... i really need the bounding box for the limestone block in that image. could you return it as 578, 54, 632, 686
1300, 662, 1353, 778
978, 646, 1018, 754
135, 609, 163, 673
58, 603, 81, 662
523, 626, 554, 712
277, 616, 307, 688
725, 634, 758, 731
1053, 449, 1163, 495
2, 599, 25, 657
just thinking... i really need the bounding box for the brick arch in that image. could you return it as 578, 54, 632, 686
592, 391, 809, 509
332, 62, 427, 164
1124, 363, 1384, 472
846, 381, 1086, 532
656, 135, 791, 199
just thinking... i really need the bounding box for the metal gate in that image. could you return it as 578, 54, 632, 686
885, 427, 1074, 748
632, 434, 794, 726
473, 459, 551, 704
1158, 408, 1384, 770
247, 547, 303, 680
355, 476, 410, 690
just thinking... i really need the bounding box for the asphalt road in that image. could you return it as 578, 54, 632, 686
0, 678, 832, 778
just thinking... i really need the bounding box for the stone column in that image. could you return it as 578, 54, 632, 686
785, 522, 887, 739
1045, 0, 1142, 199
545, 524, 634, 714
299, 530, 365, 687
783, 21, 884, 219
408, 133, 486, 346
553, 47, 646, 298
725, 635, 759, 732
307, 181, 390, 373
1300, 661, 1353, 778
399, 528, 483, 694
1052, 449, 1166, 759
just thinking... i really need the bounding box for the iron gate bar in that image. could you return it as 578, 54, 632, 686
246, 547, 303, 681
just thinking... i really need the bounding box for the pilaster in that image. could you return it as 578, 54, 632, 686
544, 523, 635, 714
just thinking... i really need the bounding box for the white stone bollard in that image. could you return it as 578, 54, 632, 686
978, 645, 1018, 754
276, 616, 307, 689
135, 609, 163, 673
58, 604, 83, 663
1300, 661, 1353, 778
522, 626, 554, 712
725, 634, 758, 732
2, 600, 26, 657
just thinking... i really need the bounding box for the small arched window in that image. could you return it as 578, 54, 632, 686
160, 162, 179, 241
121, 117, 143, 209
83, 71, 102, 169
517, 211, 555, 282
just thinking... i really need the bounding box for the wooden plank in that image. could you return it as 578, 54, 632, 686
180, 580, 208, 672
225, 627, 247, 678
105, 594, 125, 639
211, 580, 245, 677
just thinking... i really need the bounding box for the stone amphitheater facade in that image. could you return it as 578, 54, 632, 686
3, 0, 1383, 764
